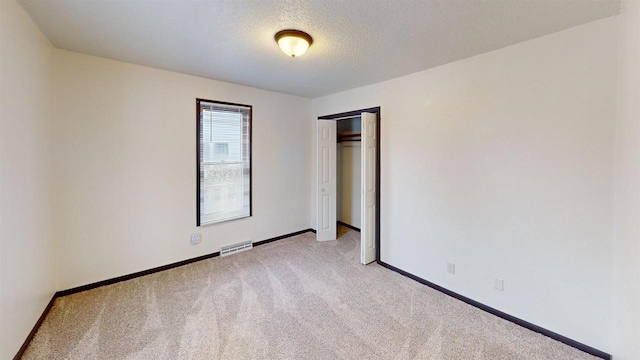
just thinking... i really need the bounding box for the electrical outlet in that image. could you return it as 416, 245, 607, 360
494, 278, 504, 291
447, 263, 455, 275
190, 233, 201, 245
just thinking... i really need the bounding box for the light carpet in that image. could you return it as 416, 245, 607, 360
22, 227, 600, 359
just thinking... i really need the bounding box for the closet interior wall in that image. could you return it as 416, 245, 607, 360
337, 117, 361, 229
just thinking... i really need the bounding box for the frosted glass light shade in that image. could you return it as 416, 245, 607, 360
275, 30, 313, 57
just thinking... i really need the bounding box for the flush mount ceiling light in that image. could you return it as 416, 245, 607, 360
275, 29, 313, 58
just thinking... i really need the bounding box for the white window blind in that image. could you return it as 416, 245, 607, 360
197, 100, 251, 225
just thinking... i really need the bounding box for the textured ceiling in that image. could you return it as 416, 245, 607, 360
18, 0, 620, 98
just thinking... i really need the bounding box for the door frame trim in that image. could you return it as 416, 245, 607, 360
318, 107, 381, 262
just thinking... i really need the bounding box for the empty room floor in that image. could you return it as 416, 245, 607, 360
22, 227, 599, 359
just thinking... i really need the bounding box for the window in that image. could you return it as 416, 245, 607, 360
213, 142, 229, 157
197, 99, 251, 225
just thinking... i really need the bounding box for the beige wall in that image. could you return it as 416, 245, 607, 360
0, 1, 57, 358
611, 1, 640, 359
312, 17, 619, 352
52, 50, 312, 290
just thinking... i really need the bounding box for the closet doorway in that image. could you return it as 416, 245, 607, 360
316, 107, 380, 265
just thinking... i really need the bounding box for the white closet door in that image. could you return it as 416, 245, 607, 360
361, 112, 377, 264
317, 120, 337, 241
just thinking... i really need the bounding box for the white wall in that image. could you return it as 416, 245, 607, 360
0, 1, 57, 358
337, 143, 361, 228
53, 50, 312, 290
312, 17, 618, 352
611, 1, 640, 359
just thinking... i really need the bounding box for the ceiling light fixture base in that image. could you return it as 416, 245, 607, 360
275, 29, 313, 58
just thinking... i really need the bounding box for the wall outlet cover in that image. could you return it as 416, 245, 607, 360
494, 278, 504, 291
191, 233, 201, 245
447, 263, 455, 275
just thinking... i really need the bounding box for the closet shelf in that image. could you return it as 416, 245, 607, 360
338, 132, 361, 142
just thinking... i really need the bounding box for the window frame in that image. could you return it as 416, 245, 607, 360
196, 98, 252, 226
